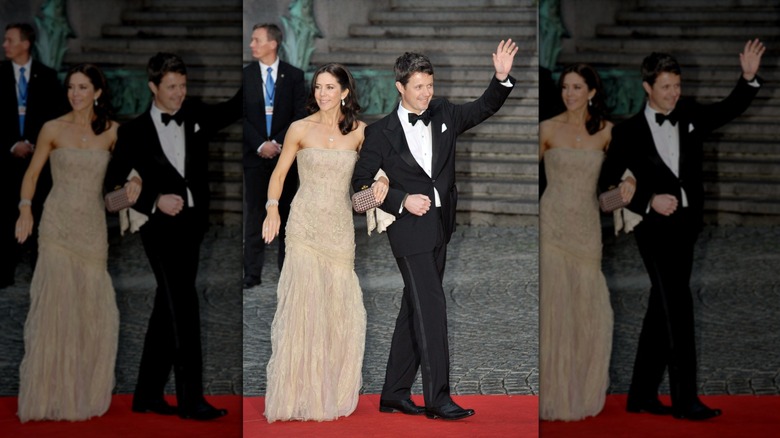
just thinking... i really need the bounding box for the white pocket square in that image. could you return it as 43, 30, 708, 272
688, 123, 694, 133
195, 123, 201, 133
441, 123, 447, 133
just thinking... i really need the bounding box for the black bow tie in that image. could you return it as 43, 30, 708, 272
161, 112, 184, 126
655, 111, 678, 126
408, 111, 430, 126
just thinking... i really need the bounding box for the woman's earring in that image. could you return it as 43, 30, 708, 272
94, 98, 98, 107
341, 98, 345, 107
588, 98, 592, 107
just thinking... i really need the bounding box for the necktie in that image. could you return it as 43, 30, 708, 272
161, 111, 184, 126
265, 67, 275, 136
408, 111, 430, 126
18, 67, 28, 135
655, 111, 678, 126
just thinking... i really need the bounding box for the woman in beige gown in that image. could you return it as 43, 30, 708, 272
15, 64, 140, 422
261, 63, 387, 422
538, 63, 635, 421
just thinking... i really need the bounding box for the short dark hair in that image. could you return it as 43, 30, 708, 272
146, 52, 187, 86
559, 63, 609, 135
252, 23, 283, 47
307, 63, 361, 135
641, 52, 681, 86
394, 52, 434, 87
65, 63, 114, 135
6, 23, 35, 47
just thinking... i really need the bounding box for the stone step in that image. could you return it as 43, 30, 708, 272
328, 37, 537, 54
102, 24, 242, 39
350, 24, 535, 38
704, 139, 780, 155
81, 38, 242, 55
707, 120, 780, 136
140, 0, 241, 11
455, 156, 538, 177
636, 0, 779, 7
458, 177, 538, 197
368, 10, 535, 25
433, 83, 538, 100
596, 24, 780, 39
703, 157, 780, 177
66, 52, 239, 68
457, 196, 538, 215
463, 120, 536, 137
311, 52, 538, 69
705, 199, 780, 215
705, 179, 780, 198
458, 137, 537, 156
615, 9, 780, 25
557, 52, 779, 69
120, 10, 241, 25
574, 38, 778, 55
390, 0, 536, 8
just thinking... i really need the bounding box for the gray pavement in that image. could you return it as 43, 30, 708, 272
242, 219, 540, 397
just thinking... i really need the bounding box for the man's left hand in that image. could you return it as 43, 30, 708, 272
493, 39, 518, 82
740, 38, 765, 81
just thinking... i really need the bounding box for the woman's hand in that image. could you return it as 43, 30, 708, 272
125, 175, 142, 203
263, 207, 281, 244
15, 208, 33, 244
619, 176, 636, 203
372, 176, 389, 204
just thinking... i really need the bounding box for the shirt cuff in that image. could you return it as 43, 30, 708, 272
747, 78, 760, 88
499, 78, 513, 88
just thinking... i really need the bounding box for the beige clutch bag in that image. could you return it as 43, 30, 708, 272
104, 187, 136, 213
351, 187, 382, 213
598, 187, 628, 213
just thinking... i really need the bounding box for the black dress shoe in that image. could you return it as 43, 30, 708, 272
242, 276, 261, 289
179, 400, 228, 421
425, 401, 475, 420
132, 399, 178, 415
379, 398, 425, 415
626, 397, 673, 415
673, 400, 721, 421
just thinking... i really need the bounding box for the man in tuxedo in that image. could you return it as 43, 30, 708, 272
352, 40, 517, 420
600, 40, 765, 421
242, 23, 306, 289
0, 23, 65, 288
105, 52, 240, 420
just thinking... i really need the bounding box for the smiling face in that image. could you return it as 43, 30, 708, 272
644, 72, 681, 114
250, 27, 277, 64
396, 72, 434, 114
67, 72, 101, 112
150, 72, 187, 114
313, 71, 347, 112
561, 72, 595, 112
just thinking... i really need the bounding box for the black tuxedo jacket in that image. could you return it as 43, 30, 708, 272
242, 60, 306, 167
353, 75, 514, 257
601, 76, 761, 221
105, 93, 241, 232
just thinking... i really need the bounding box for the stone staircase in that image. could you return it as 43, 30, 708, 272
557, 0, 780, 221
312, 0, 540, 226
65, 0, 243, 224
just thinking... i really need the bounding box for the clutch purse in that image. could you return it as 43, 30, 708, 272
351, 187, 382, 214
598, 187, 629, 213
104, 187, 136, 213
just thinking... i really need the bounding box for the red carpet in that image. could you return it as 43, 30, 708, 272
244, 394, 538, 438
541, 394, 780, 438
0, 394, 241, 437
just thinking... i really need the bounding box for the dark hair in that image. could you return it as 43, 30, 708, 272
146, 52, 187, 86
559, 63, 609, 135
65, 63, 114, 135
394, 52, 434, 87
306, 63, 361, 135
252, 23, 283, 46
641, 52, 681, 86
5, 23, 35, 47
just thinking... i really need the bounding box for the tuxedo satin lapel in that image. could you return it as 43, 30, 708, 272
386, 112, 420, 170
636, 116, 671, 174
430, 110, 446, 178
183, 110, 194, 178
677, 115, 691, 174
142, 111, 176, 170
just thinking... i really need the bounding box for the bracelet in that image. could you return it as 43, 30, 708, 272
265, 199, 279, 209
18, 199, 32, 209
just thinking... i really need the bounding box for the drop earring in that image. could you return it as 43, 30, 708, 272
94, 98, 98, 107
341, 98, 345, 107
588, 98, 592, 107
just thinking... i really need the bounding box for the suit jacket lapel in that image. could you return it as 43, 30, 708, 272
141, 111, 178, 171
385, 111, 421, 171
430, 109, 446, 178
636, 114, 676, 177
2, 62, 20, 138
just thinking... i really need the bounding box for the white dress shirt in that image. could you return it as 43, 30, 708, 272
150, 103, 193, 207
644, 103, 688, 208
397, 103, 441, 209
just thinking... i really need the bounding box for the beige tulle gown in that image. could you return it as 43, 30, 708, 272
264, 148, 367, 422
539, 147, 613, 421
17, 148, 119, 422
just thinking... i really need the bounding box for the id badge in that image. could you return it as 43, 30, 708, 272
18, 105, 26, 116
265, 105, 273, 116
